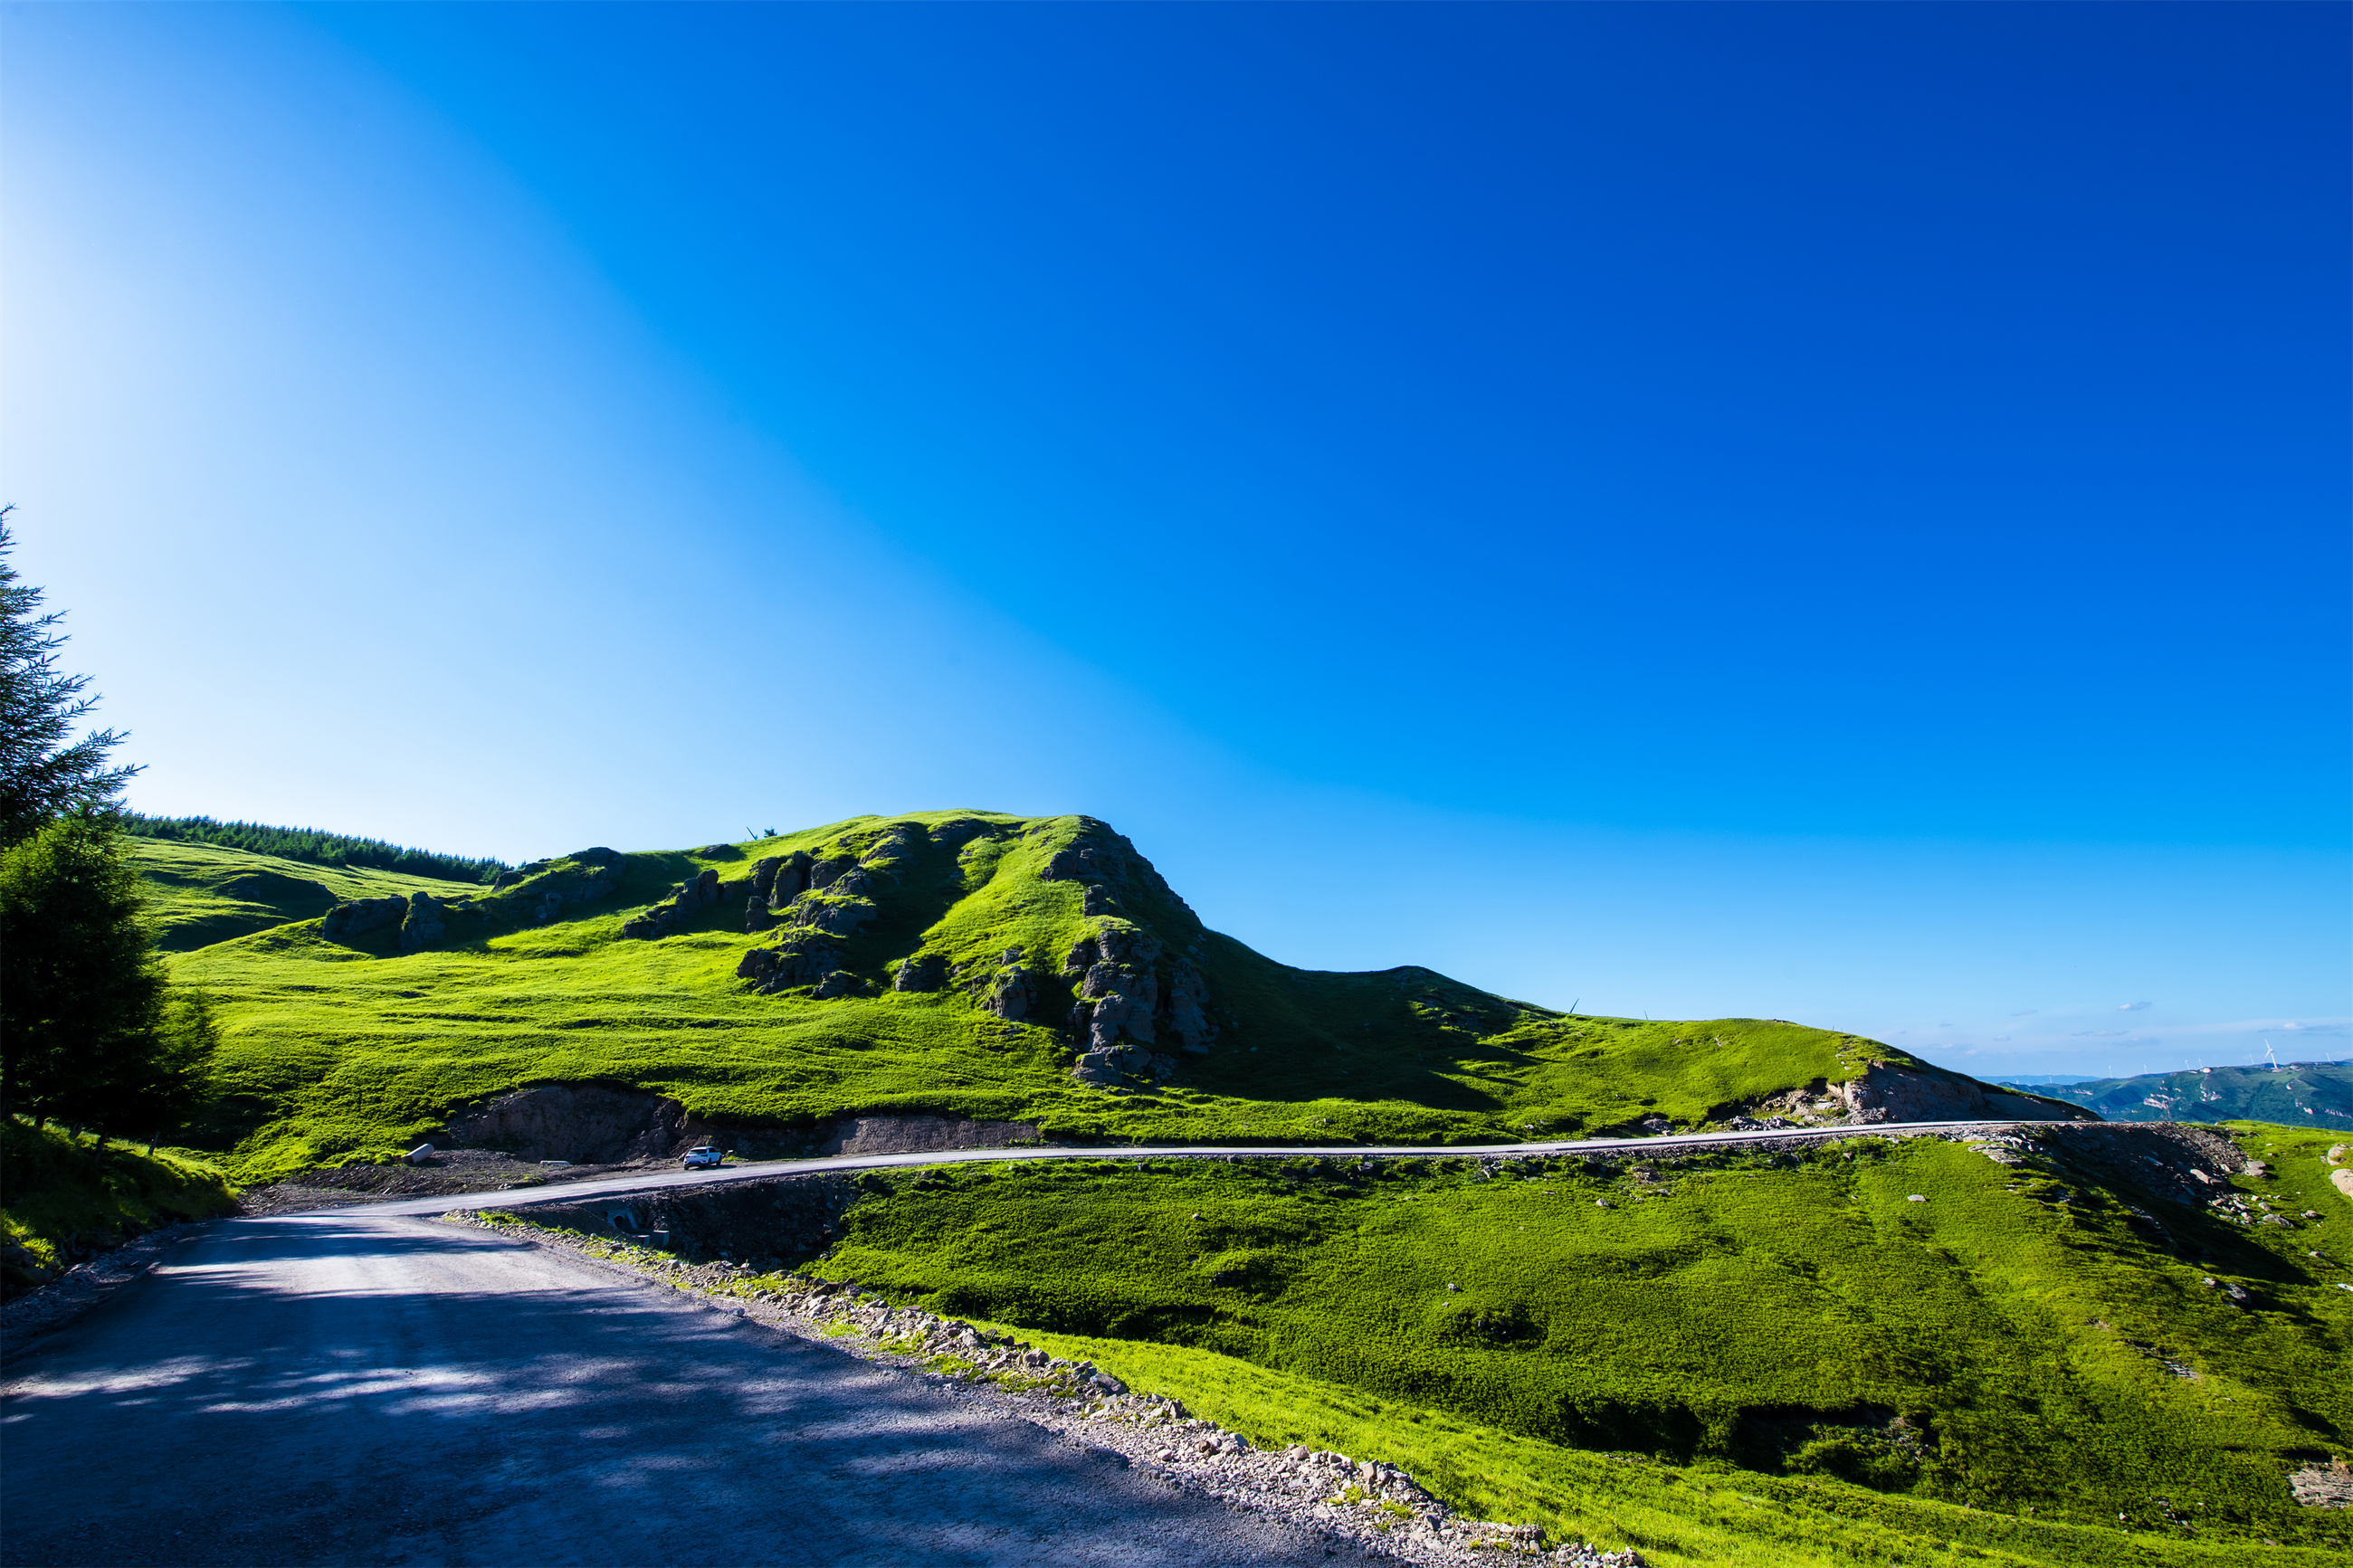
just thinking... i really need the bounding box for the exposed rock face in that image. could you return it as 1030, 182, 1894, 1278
620, 867, 720, 940
1072, 1042, 1171, 1087
494, 860, 622, 928
1057, 922, 1217, 1058
1070, 927, 1161, 1048
321, 896, 407, 940
397, 893, 447, 952
1836, 1061, 2098, 1125
980, 950, 1039, 1021
811, 970, 862, 1000
820, 1113, 1039, 1155
2289, 1459, 2353, 1510
894, 953, 948, 992
736, 932, 850, 993
442, 1084, 721, 1164
1034, 817, 1198, 924
764, 851, 814, 909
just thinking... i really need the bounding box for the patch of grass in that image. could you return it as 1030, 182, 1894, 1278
157, 812, 1939, 1181
813, 1137, 2350, 1557
0, 1117, 240, 1290
131, 838, 487, 953
993, 1335, 2335, 1567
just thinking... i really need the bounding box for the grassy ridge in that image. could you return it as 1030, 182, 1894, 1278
161, 813, 1920, 1181
131, 838, 492, 952
806, 1126, 2352, 1554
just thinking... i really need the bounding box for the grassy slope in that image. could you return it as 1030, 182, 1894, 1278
810, 1125, 2351, 1563
165, 812, 1940, 1181
132, 838, 486, 952
2016, 1063, 2353, 1132
0, 1119, 241, 1288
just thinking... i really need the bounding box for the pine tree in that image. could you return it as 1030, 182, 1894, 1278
0, 510, 140, 847
0, 815, 174, 1133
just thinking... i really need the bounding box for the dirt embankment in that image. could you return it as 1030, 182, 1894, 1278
434, 1083, 1043, 1164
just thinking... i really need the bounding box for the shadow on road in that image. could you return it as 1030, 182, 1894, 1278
3, 1217, 1352, 1568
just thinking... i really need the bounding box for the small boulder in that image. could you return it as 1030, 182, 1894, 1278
321, 896, 407, 940
894, 953, 948, 992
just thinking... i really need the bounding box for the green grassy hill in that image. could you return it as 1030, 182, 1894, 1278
155, 811, 2072, 1182
2001, 1061, 2353, 1132
132, 837, 492, 952
800, 1120, 2351, 1563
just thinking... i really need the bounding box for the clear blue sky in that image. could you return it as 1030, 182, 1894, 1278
5, 3, 2345, 1079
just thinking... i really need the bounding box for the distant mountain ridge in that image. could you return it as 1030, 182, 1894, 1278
1996, 1060, 2353, 1131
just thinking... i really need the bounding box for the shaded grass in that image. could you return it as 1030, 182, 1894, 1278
809, 1134, 2351, 1554
0, 1117, 240, 1283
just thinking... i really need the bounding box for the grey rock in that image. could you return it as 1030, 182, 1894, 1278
812, 970, 862, 1000
738, 934, 848, 993
894, 953, 948, 993
765, 851, 813, 909
398, 892, 448, 952
321, 896, 407, 940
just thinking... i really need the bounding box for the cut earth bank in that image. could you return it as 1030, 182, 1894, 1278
462, 1118, 2353, 1568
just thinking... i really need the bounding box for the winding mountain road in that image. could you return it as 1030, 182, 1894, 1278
1, 1121, 2054, 1567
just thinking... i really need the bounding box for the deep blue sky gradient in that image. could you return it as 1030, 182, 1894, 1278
313, 1, 2350, 846
5, 3, 2345, 1075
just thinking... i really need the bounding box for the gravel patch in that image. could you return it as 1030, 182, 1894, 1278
0, 1222, 205, 1360
445, 1210, 1643, 1567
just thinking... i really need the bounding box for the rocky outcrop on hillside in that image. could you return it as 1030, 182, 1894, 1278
737, 932, 852, 994
621, 868, 721, 940
719, 817, 1224, 1089
397, 892, 447, 951
320, 895, 407, 939
1834, 1060, 2096, 1125
1036, 817, 1198, 925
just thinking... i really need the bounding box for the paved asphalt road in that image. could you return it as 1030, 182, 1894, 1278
1, 1121, 2051, 1566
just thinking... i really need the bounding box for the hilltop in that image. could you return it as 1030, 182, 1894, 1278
154, 811, 2086, 1182
1999, 1061, 2353, 1132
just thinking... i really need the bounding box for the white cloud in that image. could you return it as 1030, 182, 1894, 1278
2119, 1001, 2152, 1011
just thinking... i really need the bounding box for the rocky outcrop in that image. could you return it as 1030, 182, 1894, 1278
620, 867, 720, 940
441, 1083, 723, 1164
1072, 1041, 1177, 1087
1057, 922, 1216, 1061
1068, 927, 1160, 1048
736, 931, 850, 993
893, 952, 948, 992
397, 892, 447, 952
1035, 817, 1198, 924
979, 950, 1040, 1021
321, 896, 407, 940
1834, 1061, 2098, 1125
